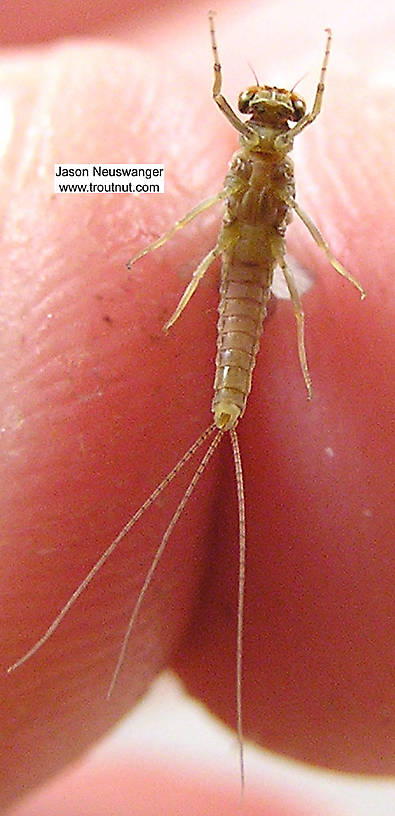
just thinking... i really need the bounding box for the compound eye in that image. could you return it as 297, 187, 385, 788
238, 90, 254, 113
293, 98, 306, 121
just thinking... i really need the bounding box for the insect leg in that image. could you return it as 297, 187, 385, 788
308, 27, 332, 120
293, 200, 366, 298
164, 244, 221, 331
208, 11, 253, 138
279, 256, 313, 399
279, 28, 332, 148
127, 192, 225, 269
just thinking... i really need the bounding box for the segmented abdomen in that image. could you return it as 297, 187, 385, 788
212, 147, 294, 430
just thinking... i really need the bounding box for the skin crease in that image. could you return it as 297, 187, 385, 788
1, 0, 394, 812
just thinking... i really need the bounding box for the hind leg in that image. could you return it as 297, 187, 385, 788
164, 244, 221, 331
279, 256, 313, 399
293, 200, 366, 299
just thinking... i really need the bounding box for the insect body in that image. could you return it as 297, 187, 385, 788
8, 13, 365, 796
131, 15, 364, 432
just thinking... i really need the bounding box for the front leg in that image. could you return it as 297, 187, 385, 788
276, 28, 332, 150
208, 11, 252, 137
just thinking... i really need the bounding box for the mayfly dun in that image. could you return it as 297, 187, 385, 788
8, 11, 365, 795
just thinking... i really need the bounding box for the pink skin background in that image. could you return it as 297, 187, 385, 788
1, 0, 394, 813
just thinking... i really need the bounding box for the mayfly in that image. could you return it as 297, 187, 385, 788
8, 12, 365, 794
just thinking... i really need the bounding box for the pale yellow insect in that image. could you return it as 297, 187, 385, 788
8, 12, 365, 795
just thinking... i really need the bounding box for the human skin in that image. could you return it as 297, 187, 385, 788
1, 0, 394, 811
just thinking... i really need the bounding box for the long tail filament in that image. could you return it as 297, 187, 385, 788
7, 423, 217, 675
230, 427, 246, 796
107, 427, 224, 697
